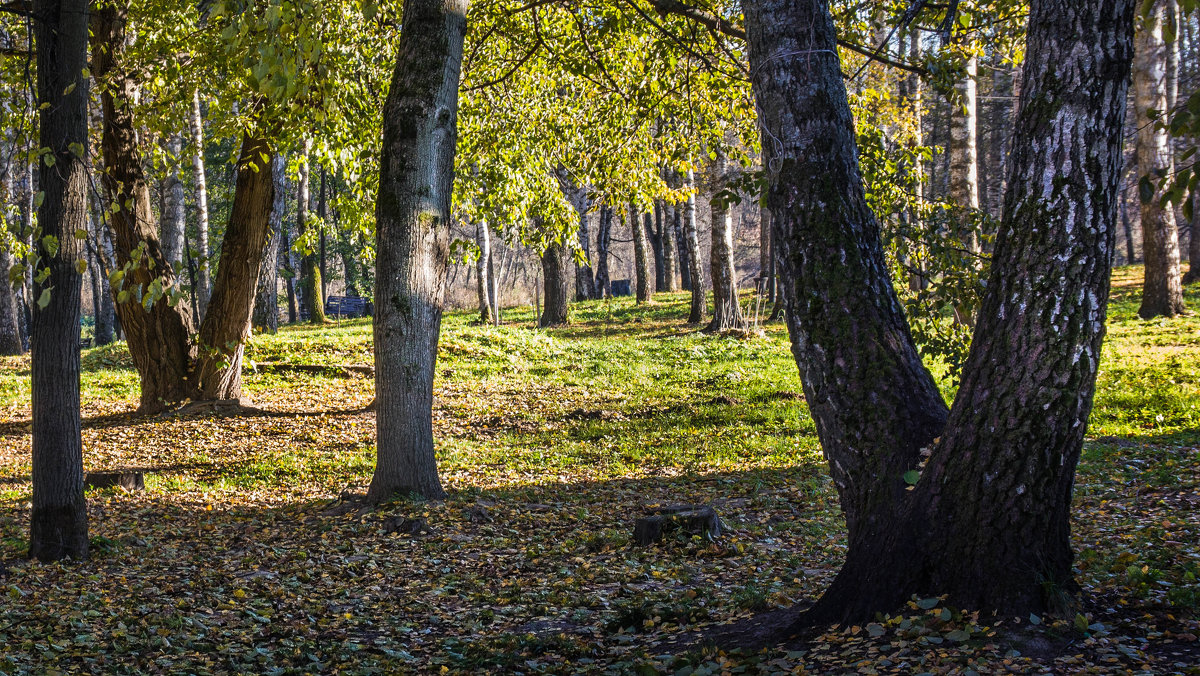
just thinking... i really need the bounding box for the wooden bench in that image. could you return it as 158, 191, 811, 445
324, 296, 372, 319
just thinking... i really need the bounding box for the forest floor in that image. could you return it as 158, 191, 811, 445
0, 266, 1198, 674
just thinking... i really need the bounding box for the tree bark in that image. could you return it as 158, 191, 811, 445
707, 154, 745, 331
675, 199, 691, 290
1185, 191, 1200, 283
594, 205, 612, 297
575, 202, 597, 301
662, 200, 679, 292
189, 90, 212, 320
281, 214, 298, 323
92, 4, 197, 414
683, 169, 705, 322
631, 205, 653, 303
0, 143, 24, 356
161, 133, 186, 269
297, 143, 326, 323
1135, 2, 1186, 317
744, 0, 1133, 628
1122, 192, 1138, 264
475, 220, 495, 323
539, 239, 571, 326
651, 202, 666, 291
189, 132, 277, 401
253, 153, 287, 333
29, 0, 90, 562
368, 0, 467, 503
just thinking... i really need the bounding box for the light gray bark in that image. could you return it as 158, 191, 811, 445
707, 153, 745, 331
189, 90, 212, 319
253, 153, 287, 332
683, 167, 705, 322
161, 133, 186, 269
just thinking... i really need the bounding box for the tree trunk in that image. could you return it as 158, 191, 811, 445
282, 215, 298, 323
92, 4, 196, 413
743, 0, 1133, 628
1135, 1, 1186, 318
1185, 191, 1200, 283
574, 200, 597, 301
297, 144, 326, 323
683, 169, 705, 322
707, 155, 745, 332
651, 202, 666, 291
1122, 192, 1138, 264
0, 144, 24, 356
319, 169, 329, 300
93, 203, 117, 346
539, 240, 571, 326
189, 90, 212, 320
253, 153, 287, 333
476, 220, 495, 322
949, 53, 981, 324
675, 200, 691, 291
368, 0, 466, 503
161, 133, 187, 269
29, 0, 90, 562
488, 236, 500, 324
188, 132, 277, 401
662, 200, 679, 292
595, 205, 612, 297
630, 205, 653, 303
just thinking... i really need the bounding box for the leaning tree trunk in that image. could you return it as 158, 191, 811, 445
253, 153, 287, 333
594, 205, 612, 297
707, 155, 745, 332
368, 0, 467, 503
683, 169, 705, 322
630, 206, 653, 303
539, 239, 571, 326
189, 90, 212, 320
29, 0, 90, 562
188, 132, 277, 401
744, 0, 1133, 629
92, 5, 196, 413
1135, 2, 1186, 318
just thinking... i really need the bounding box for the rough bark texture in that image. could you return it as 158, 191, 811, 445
744, 0, 1132, 628
948, 55, 981, 218
161, 133, 186, 269
662, 200, 679, 292
297, 146, 326, 323
707, 155, 745, 332
675, 200, 691, 290
368, 0, 467, 502
253, 153, 287, 333
594, 206, 612, 297
30, 0, 90, 562
631, 206, 652, 303
92, 5, 197, 413
539, 240, 571, 327
683, 169, 705, 322
189, 90, 212, 320
189, 133, 277, 401
1135, 2, 1186, 318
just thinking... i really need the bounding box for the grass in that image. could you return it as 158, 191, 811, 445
0, 269, 1197, 674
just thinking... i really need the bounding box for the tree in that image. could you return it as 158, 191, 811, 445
188, 90, 212, 319
297, 144, 326, 323
682, 167, 705, 322
631, 205, 653, 303
706, 151, 745, 332
594, 205, 613, 297
475, 221, 497, 323
29, 0, 91, 562
743, 0, 1133, 628
0, 141, 24, 356
253, 153, 288, 333
160, 133, 186, 269
539, 238, 571, 326
368, 0, 468, 503
1135, 0, 1185, 318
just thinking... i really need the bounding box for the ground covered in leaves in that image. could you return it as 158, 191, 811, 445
0, 266, 1198, 674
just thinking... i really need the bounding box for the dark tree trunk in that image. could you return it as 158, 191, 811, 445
92, 5, 196, 414
189, 132, 277, 401
662, 201, 679, 292
575, 204, 596, 301
368, 0, 466, 503
594, 206, 612, 297
743, 0, 1133, 629
631, 206, 653, 303
683, 170, 705, 322
651, 202, 666, 291
29, 0, 90, 562
1185, 191, 1200, 284
1122, 194, 1138, 264
297, 148, 326, 323
707, 156, 745, 332
675, 201, 691, 291
92, 203, 116, 346
539, 240, 571, 326
282, 218, 298, 323
253, 154, 287, 333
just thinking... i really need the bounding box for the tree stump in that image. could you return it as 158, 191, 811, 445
84, 471, 145, 491
632, 505, 723, 546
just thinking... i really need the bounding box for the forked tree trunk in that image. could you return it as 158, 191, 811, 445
683, 169, 705, 322
594, 206, 612, 297
189, 133, 277, 401
30, 0, 90, 562
368, 0, 467, 503
631, 205, 652, 303
745, 0, 1133, 629
189, 90, 212, 320
92, 5, 196, 413
1135, 2, 1186, 317
253, 153, 287, 333
539, 240, 571, 326
707, 155, 745, 332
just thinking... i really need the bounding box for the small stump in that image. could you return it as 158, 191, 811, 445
85, 472, 145, 491
632, 505, 723, 546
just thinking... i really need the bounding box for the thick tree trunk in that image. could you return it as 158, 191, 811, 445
475, 220, 495, 322
594, 206, 612, 297
189, 90, 212, 319
683, 169, 705, 322
30, 0, 90, 562
253, 153, 287, 333
368, 0, 467, 503
161, 133, 186, 269
189, 132, 277, 401
539, 240, 571, 326
92, 5, 196, 413
631, 206, 653, 303
1135, 2, 1186, 317
744, 0, 1132, 628
297, 144, 326, 323
707, 156, 745, 332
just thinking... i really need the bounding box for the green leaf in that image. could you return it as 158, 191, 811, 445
946, 629, 970, 642
916, 597, 939, 610
902, 470, 920, 485
1029, 613, 1041, 625
36, 288, 51, 309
